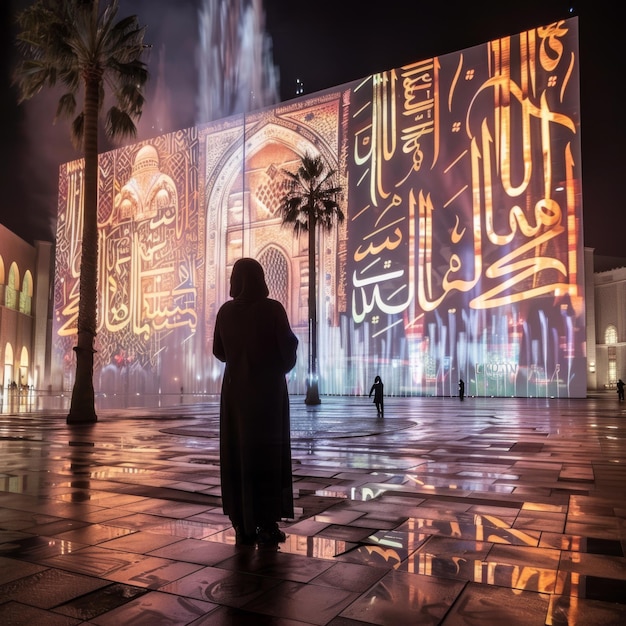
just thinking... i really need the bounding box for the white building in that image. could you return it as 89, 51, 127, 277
0, 223, 54, 394
589, 251, 626, 391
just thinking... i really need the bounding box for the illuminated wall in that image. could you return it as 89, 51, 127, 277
53, 18, 585, 398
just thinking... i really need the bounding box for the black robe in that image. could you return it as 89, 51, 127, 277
369, 379, 383, 405
213, 259, 298, 536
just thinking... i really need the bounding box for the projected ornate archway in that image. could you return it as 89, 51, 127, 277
202, 97, 346, 394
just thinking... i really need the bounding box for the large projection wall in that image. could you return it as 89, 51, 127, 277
53, 18, 584, 399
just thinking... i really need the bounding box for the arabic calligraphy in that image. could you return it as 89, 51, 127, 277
56, 143, 199, 373
349, 20, 580, 320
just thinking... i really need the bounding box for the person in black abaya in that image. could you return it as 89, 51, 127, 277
213, 258, 298, 546
369, 375, 384, 417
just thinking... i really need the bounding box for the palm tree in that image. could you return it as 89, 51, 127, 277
280, 153, 344, 405
13, 0, 149, 424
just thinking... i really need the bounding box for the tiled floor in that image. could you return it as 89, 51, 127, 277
1, 394, 625, 625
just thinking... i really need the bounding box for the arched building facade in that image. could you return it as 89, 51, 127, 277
0, 224, 53, 398
592, 263, 626, 391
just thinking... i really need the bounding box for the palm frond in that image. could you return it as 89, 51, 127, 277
13, 61, 55, 100
113, 83, 145, 117
105, 107, 137, 140
55, 92, 77, 121
98, 0, 121, 46
71, 111, 84, 148
13, 0, 150, 143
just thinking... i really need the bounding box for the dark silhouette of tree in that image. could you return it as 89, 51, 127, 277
13, 0, 149, 423
279, 153, 343, 405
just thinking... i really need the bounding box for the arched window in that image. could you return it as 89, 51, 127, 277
605, 325, 618, 344
20, 346, 29, 388
259, 247, 288, 308
19, 271, 33, 315
0, 254, 5, 304
5, 263, 19, 310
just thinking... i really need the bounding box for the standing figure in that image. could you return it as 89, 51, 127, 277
459, 379, 465, 401
617, 379, 625, 401
213, 258, 298, 546
369, 375, 384, 417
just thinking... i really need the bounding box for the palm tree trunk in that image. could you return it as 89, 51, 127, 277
305, 208, 321, 405
67, 72, 99, 424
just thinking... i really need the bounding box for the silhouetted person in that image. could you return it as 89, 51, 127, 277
459, 379, 465, 401
617, 379, 625, 402
213, 258, 298, 546
369, 375, 384, 417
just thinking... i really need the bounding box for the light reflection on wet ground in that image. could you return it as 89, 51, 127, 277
0, 394, 625, 624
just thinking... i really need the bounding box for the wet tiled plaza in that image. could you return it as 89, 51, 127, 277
0, 394, 625, 625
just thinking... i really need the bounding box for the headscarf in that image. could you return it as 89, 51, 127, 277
229, 257, 270, 300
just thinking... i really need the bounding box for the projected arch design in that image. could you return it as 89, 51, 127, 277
201, 99, 345, 392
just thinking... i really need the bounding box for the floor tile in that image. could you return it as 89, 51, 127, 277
52, 582, 147, 620
148, 536, 237, 565
546, 592, 626, 624
159, 565, 282, 607
0, 568, 108, 608
243, 580, 359, 625
0, 601, 81, 626
310, 560, 388, 592
0, 555, 47, 585
440, 581, 549, 625
558, 550, 626, 580
340, 569, 465, 625
88, 590, 216, 625
218, 549, 335, 583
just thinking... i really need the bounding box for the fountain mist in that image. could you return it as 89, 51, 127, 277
196, 0, 280, 124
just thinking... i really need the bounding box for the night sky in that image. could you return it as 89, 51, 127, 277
1, 0, 623, 259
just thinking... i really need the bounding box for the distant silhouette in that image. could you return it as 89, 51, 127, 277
459, 379, 465, 401
369, 376, 384, 417
213, 258, 298, 546
617, 379, 625, 402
